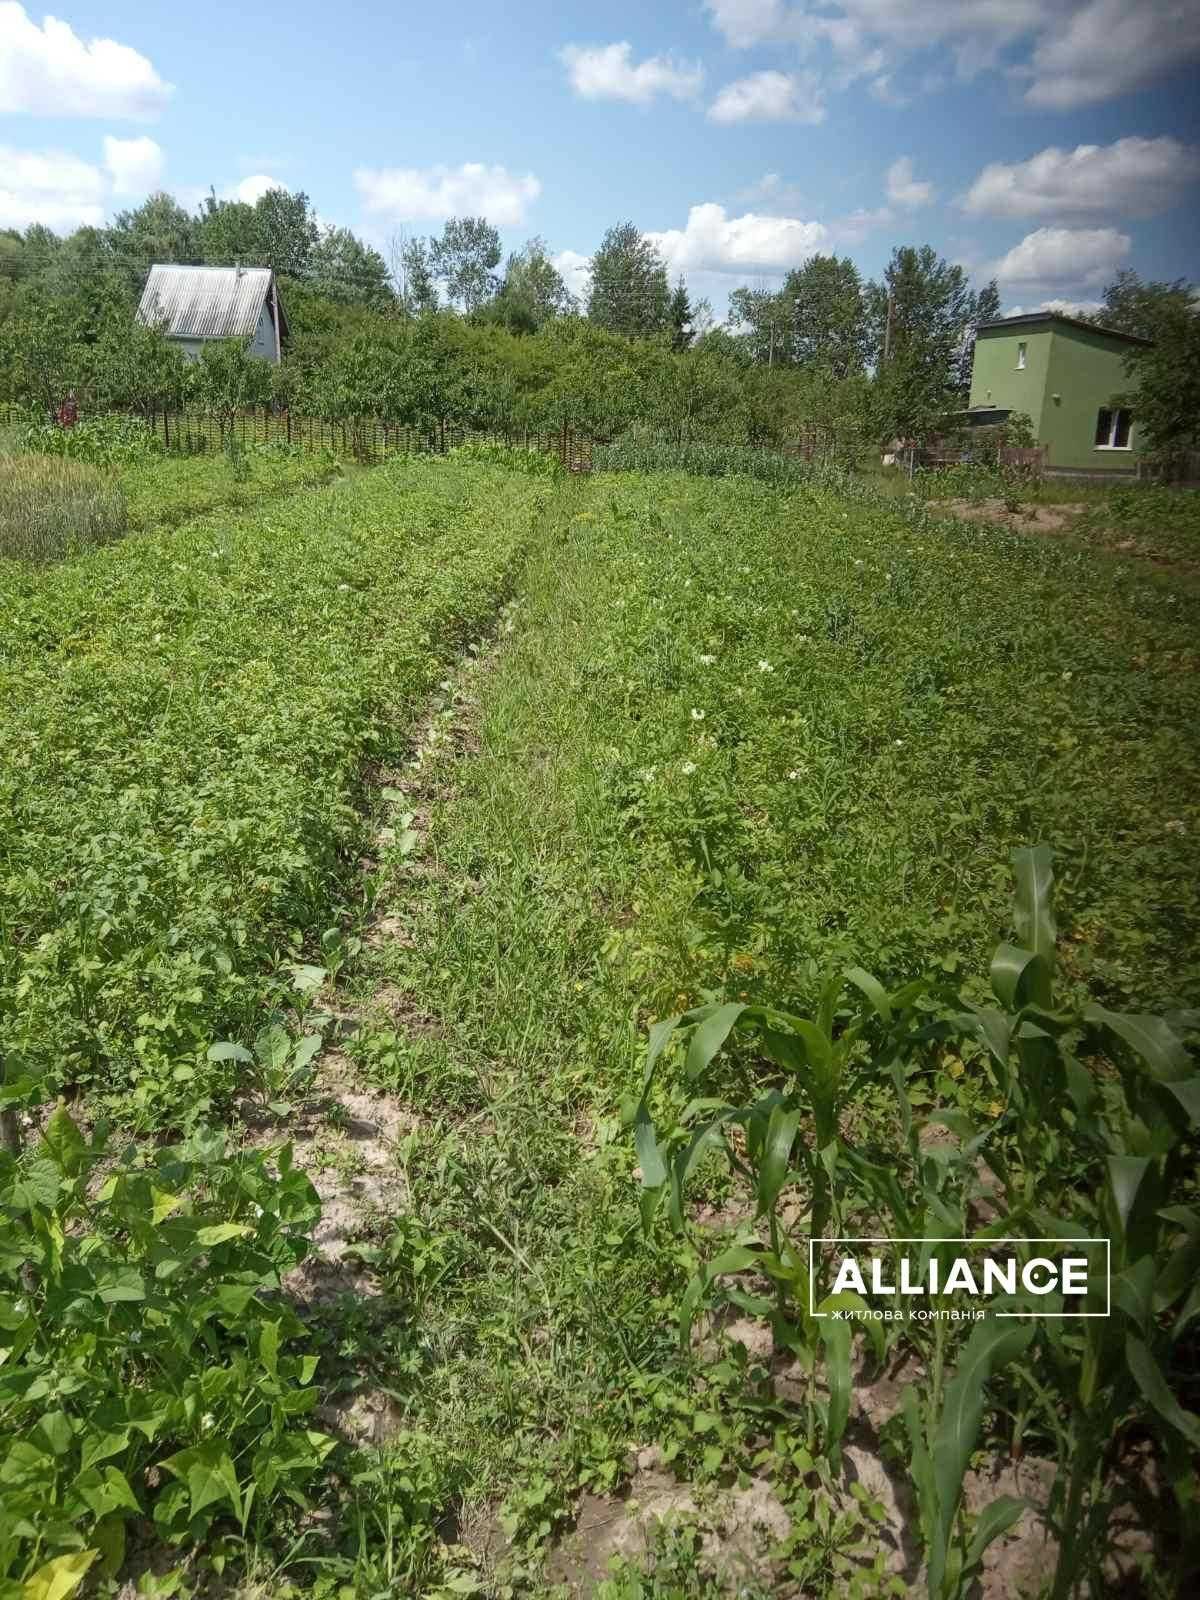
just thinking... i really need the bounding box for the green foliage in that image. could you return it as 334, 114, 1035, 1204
25, 414, 161, 468
587, 222, 672, 339
0, 1111, 329, 1583
187, 340, 273, 440
447, 440, 563, 476
633, 848, 1199, 1596
0, 459, 542, 1124
0, 454, 126, 561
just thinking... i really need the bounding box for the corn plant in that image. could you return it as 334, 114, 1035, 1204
633, 847, 1199, 1594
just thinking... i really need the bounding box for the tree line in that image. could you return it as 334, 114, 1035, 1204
1, 185, 1195, 466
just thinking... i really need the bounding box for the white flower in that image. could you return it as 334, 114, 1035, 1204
337, 583, 351, 591
796, 634, 811, 645
757, 660, 773, 673
894, 739, 904, 747
691, 708, 706, 722
788, 769, 803, 781
681, 761, 697, 775
699, 653, 716, 665
1165, 819, 1186, 834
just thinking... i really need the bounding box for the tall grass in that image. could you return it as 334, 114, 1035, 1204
0, 455, 127, 562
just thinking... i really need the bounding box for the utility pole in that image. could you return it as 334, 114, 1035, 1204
882, 288, 894, 365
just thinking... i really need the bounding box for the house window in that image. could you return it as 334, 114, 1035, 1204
1095, 407, 1133, 449
1016, 341, 1027, 369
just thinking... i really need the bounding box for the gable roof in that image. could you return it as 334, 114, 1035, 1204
136, 264, 287, 341
976, 311, 1152, 348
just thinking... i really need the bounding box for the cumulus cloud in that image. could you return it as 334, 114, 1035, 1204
885, 156, 933, 207
705, 0, 1200, 108
1005, 299, 1104, 317
560, 42, 703, 105
355, 162, 541, 227
0, 144, 107, 229
1024, 0, 1200, 107
991, 226, 1131, 288
963, 136, 1200, 221
708, 69, 825, 123
224, 174, 285, 204
103, 135, 165, 196
647, 202, 827, 276
552, 248, 591, 302
0, 3, 172, 119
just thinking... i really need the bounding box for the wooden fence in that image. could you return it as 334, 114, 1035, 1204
0, 401, 594, 472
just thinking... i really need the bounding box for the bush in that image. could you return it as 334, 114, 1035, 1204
0, 455, 127, 561
448, 440, 564, 476
0, 1110, 330, 1585
24, 414, 163, 469
593, 434, 824, 487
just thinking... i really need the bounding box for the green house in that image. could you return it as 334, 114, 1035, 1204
967, 312, 1152, 475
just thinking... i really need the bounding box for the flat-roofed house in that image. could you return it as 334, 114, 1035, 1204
966, 312, 1151, 475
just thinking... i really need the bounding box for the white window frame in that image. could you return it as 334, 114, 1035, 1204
1094, 407, 1133, 451
1016, 341, 1027, 370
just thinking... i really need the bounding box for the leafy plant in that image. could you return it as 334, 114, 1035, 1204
0, 1110, 330, 1585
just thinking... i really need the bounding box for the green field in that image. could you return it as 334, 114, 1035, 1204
1, 456, 1197, 1599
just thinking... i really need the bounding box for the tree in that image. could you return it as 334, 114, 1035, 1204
587, 223, 671, 338
429, 216, 501, 314
88, 320, 186, 417
1120, 297, 1200, 474
1092, 269, 1195, 344
488, 238, 575, 333
669, 280, 693, 350
188, 339, 272, 443
871, 245, 990, 440
0, 298, 88, 414
254, 188, 319, 279
957, 277, 1000, 390
309, 227, 394, 309
107, 193, 198, 291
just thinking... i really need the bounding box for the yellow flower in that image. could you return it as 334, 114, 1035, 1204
988, 1100, 1003, 1117
947, 1057, 964, 1079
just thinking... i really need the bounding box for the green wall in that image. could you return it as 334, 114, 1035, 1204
1042, 323, 1136, 472
970, 327, 1053, 439
970, 321, 1139, 473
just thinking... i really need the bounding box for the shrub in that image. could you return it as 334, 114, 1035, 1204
0, 1110, 330, 1584
593, 434, 824, 487
448, 440, 564, 476
0, 455, 127, 562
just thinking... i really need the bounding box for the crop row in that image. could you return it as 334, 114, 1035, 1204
0, 458, 548, 1123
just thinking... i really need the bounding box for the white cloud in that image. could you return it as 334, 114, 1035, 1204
706, 0, 1200, 107
829, 205, 894, 244
1005, 299, 1104, 317
1025, 0, 1200, 108
647, 202, 827, 277
963, 136, 1200, 221
560, 42, 703, 105
0, 144, 107, 229
552, 248, 591, 302
991, 226, 1130, 288
102, 135, 164, 196
0, 3, 172, 119
708, 69, 825, 124
885, 156, 933, 207
225, 174, 285, 204
354, 162, 541, 227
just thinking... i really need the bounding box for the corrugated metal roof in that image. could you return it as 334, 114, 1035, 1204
136, 264, 276, 341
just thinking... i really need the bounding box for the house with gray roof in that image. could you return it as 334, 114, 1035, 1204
135, 264, 288, 363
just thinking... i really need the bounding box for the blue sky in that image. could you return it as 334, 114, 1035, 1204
2, 0, 1198, 317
